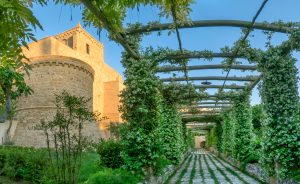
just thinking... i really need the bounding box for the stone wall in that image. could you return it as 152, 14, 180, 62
13, 56, 99, 147
14, 24, 125, 146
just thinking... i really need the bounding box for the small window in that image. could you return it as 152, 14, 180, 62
86, 44, 90, 54
67, 36, 73, 48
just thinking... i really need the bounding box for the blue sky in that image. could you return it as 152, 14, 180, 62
30, 0, 300, 105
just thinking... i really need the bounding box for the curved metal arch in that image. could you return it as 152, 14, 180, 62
194, 84, 245, 89
126, 20, 294, 35
161, 76, 259, 82
157, 64, 257, 72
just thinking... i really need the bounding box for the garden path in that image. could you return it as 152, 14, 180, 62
166, 149, 261, 184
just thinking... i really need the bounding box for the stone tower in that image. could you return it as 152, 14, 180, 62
11, 23, 124, 147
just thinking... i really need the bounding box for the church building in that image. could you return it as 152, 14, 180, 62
10, 23, 123, 147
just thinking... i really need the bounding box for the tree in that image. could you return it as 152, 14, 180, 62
35, 91, 103, 184
0, 0, 44, 122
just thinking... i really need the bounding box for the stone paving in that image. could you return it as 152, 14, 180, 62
166, 149, 261, 184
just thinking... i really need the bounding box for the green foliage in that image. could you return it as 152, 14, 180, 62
240, 154, 260, 170
221, 111, 235, 156
76, 152, 101, 183
0, 146, 119, 184
182, 115, 222, 124
152, 157, 171, 176
216, 123, 223, 152
35, 91, 102, 184
158, 102, 185, 164
108, 122, 128, 140
251, 104, 265, 129
185, 129, 195, 150
232, 94, 254, 162
119, 37, 164, 175
206, 126, 217, 149
0, 146, 48, 183
160, 82, 203, 106
97, 139, 124, 169
84, 168, 139, 184
0, 0, 44, 122
258, 47, 300, 178
80, 0, 193, 35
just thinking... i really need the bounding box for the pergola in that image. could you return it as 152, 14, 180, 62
80, 0, 296, 130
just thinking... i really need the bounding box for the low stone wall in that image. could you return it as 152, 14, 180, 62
245, 163, 268, 182
245, 164, 300, 184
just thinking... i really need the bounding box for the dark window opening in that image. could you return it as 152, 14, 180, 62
86, 44, 90, 54
67, 36, 73, 48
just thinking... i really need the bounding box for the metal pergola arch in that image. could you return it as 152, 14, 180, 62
79, 0, 296, 130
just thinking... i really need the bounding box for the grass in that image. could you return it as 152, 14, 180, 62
189, 155, 197, 184
207, 154, 232, 184
164, 154, 191, 184
77, 152, 101, 183
175, 155, 193, 184
199, 155, 206, 184
203, 155, 220, 184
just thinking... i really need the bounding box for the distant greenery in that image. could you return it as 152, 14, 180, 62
251, 104, 264, 130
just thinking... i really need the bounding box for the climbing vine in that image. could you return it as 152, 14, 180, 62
119, 32, 191, 178
232, 93, 254, 162
158, 101, 185, 164
258, 46, 300, 178
119, 33, 164, 177
221, 111, 236, 157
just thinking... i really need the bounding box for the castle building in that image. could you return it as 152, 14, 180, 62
10, 23, 124, 147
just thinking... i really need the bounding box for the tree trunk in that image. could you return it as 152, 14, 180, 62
0, 87, 12, 123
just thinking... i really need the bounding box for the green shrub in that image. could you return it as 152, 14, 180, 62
97, 139, 124, 169
84, 169, 139, 184
240, 153, 259, 170
0, 146, 48, 183
153, 157, 171, 175
292, 169, 300, 181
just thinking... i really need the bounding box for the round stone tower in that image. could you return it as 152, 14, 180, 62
13, 56, 95, 147
10, 24, 124, 147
